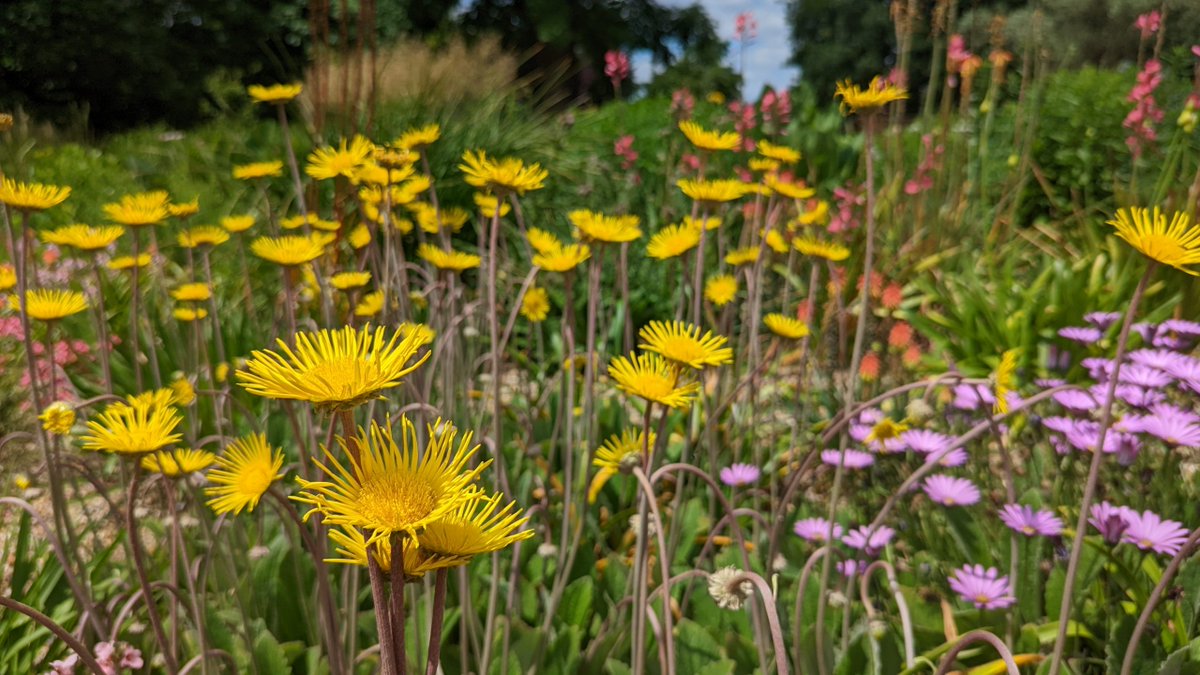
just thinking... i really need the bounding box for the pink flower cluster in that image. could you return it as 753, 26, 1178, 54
48, 641, 142, 674
727, 100, 757, 151
604, 50, 630, 96
613, 135, 638, 170
759, 88, 792, 132
904, 134, 944, 195
828, 183, 864, 232
734, 12, 757, 42
1134, 10, 1160, 41
1124, 59, 1163, 158
670, 88, 695, 120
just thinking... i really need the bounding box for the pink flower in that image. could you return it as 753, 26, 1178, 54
734, 11, 758, 42
947, 34, 974, 76
603, 50, 630, 83
760, 88, 792, 129
1134, 10, 1161, 40
670, 88, 695, 119
679, 153, 701, 173
119, 645, 143, 670
613, 135, 638, 169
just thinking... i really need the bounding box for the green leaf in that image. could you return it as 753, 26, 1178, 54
252, 629, 291, 675
558, 576, 594, 629
675, 618, 725, 673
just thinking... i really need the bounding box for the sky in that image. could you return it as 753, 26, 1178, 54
631, 0, 798, 99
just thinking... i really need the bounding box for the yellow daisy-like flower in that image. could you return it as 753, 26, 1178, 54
247, 83, 303, 105
864, 418, 908, 444
588, 428, 656, 503
527, 228, 564, 255
330, 271, 372, 291
108, 254, 151, 271
764, 229, 789, 254
232, 161, 284, 180
795, 200, 830, 226
395, 123, 441, 151
168, 198, 200, 219
348, 223, 372, 250
1108, 207, 1200, 275
0, 264, 15, 292
355, 290, 386, 318
607, 351, 701, 409
399, 322, 435, 347
763, 313, 809, 340
993, 349, 1019, 415
459, 150, 548, 195
416, 491, 533, 558
725, 247, 760, 266
705, 274, 738, 306
677, 178, 749, 204
569, 210, 643, 244
104, 191, 171, 227
307, 136, 375, 181
177, 226, 230, 249
327, 525, 455, 577
127, 388, 176, 410
41, 224, 124, 251
141, 449, 216, 477
81, 399, 183, 455
414, 204, 470, 235
748, 157, 781, 173
684, 215, 721, 231
10, 289, 88, 321
237, 324, 430, 412
293, 416, 488, 547
764, 174, 816, 200
205, 433, 285, 515
638, 320, 733, 369
520, 287, 550, 322
533, 243, 590, 273
0, 178, 71, 212
220, 215, 255, 233
678, 120, 739, 152
834, 77, 908, 115
647, 223, 702, 259
14, 474, 30, 491
169, 376, 196, 406
706, 91, 726, 105
171, 283, 212, 302
418, 243, 481, 272
374, 146, 417, 170
474, 193, 511, 218
351, 162, 415, 187
39, 402, 76, 435
757, 140, 801, 164
174, 307, 209, 322
250, 233, 330, 267
794, 236, 850, 262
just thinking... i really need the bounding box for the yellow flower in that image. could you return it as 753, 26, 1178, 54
104, 191, 171, 227
684, 215, 721, 231
764, 174, 816, 200
141, 449, 216, 477
725, 247, 760, 266
11, 289, 88, 321
678, 120, 740, 152
647, 223, 702, 259
306, 136, 375, 181
569, 210, 642, 243
757, 140, 801, 164
374, 146, 417, 169
351, 162, 415, 187
706, 91, 726, 105
247, 83, 303, 104
677, 178, 749, 204
474, 193, 511, 218
416, 491, 533, 558
638, 320, 733, 369
705, 274, 738, 306
793, 236, 849, 262
330, 271, 372, 291
588, 428, 656, 503
348, 223, 372, 249
174, 307, 209, 322
250, 233, 329, 267
294, 416, 488, 547
864, 418, 908, 444
237, 324, 430, 412
1108, 207, 1200, 275
205, 433, 285, 515
527, 228, 564, 255
0, 264, 14, 292
127, 388, 176, 410
993, 349, 1019, 415
460, 150, 548, 195
168, 198, 200, 219
81, 399, 183, 455
764, 229, 789, 254
607, 352, 700, 409
418, 243, 482, 272
41, 224, 123, 251
170, 376, 196, 406
177, 226, 229, 249
0, 178, 71, 212
533, 243, 590, 273
355, 290, 385, 318
39, 402, 76, 435
764, 313, 809, 340
395, 123, 441, 151
216, 362, 231, 383
327, 526, 445, 576
171, 283, 211, 302
108, 254, 151, 271
220, 215, 255, 233
520, 287, 550, 322
399, 322, 435, 347
414, 204, 469, 234
834, 77, 908, 115
748, 157, 781, 173
233, 161, 284, 180
795, 200, 829, 226
14, 474, 30, 491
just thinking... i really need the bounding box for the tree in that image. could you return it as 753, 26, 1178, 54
787, 0, 895, 100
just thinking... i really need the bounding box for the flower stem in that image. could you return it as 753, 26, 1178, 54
424, 568, 448, 675
390, 534, 407, 675
127, 468, 178, 672
368, 543, 395, 675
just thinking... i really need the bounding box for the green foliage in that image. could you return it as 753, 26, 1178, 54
0, 514, 76, 674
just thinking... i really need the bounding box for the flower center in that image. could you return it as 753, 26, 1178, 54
299, 357, 381, 398
236, 463, 275, 496
355, 474, 438, 531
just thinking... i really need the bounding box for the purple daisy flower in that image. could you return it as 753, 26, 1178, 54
1163, 356, 1200, 392
1064, 422, 1140, 456
842, 525, 894, 556
1090, 383, 1165, 409
1118, 364, 1173, 389
1053, 389, 1096, 413
1081, 357, 1114, 381
848, 423, 872, 443
948, 565, 1016, 610
924, 447, 969, 467
923, 475, 981, 507
1041, 416, 1078, 435
1037, 377, 1067, 388
1133, 322, 1159, 344
998, 504, 1064, 537
794, 517, 843, 543
1089, 501, 1133, 544
1140, 411, 1200, 448
1160, 318, 1200, 338
1084, 311, 1121, 329
1129, 348, 1185, 371
857, 408, 885, 424
1059, 326, 1102, 344
1122, 510, 1190, 555
821, 449, 875, 469
837, 560, 861, 578
1148, 403, 1200, 424
901, 429, 952, 454
719, 463, 761, 486
1152, 330, 1195, 351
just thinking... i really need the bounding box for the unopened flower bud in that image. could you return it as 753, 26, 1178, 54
708, 567, 752, 610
